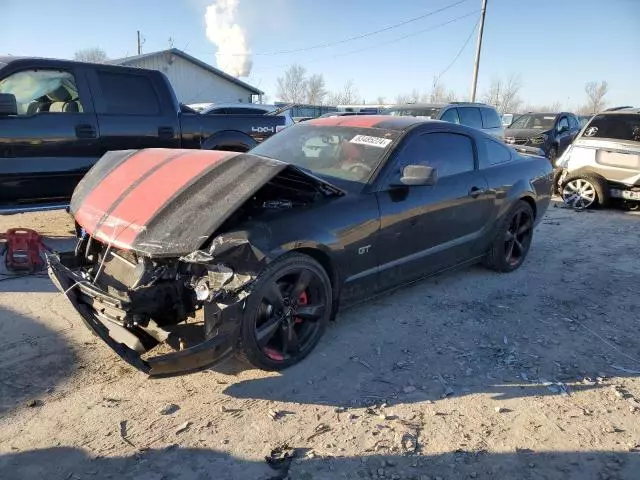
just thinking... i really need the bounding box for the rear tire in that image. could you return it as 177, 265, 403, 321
561, 173, 609, 209
483, 201, 535, 273
237, 253, 332, 371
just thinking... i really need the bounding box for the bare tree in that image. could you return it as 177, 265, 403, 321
482, 74, 522, 113
340, 80, 360, 104
445, 90, 458, 102
306, 74, 327, 105
276, 64, 308, 103
394, 93, 411, 104
427, 77, 446, 103
407, 88, 421, 103
584, 81, 608, 114
74, 47, 108, 63
523, 101, 564, 113
376, 96, 386, 105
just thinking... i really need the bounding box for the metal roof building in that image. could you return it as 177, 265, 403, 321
109, 48, 263, 105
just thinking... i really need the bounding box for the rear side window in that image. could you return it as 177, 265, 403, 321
458, 107, 483, 129
96, 72, 160, 115
398, 132, 475, 178
439, 108, 460, 124
581, 114, 640, 142
480, 108, 502, 129
484, 138, 512, 166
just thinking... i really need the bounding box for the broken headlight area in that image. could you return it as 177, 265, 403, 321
49, 234, 260, 376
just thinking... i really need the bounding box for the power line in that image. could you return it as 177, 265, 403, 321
434, 16, 480, 84
253, 10, 480, 72
187, 0, 472, 57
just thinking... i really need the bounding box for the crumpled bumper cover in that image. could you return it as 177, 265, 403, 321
47, 255, 238, 377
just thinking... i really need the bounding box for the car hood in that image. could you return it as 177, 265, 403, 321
70, 149, 343, 257
505, 128, 551, 139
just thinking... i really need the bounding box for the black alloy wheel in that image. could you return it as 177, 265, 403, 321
238, 253, 332, 370
484, 201, 535, 272
504, 208, 533, 268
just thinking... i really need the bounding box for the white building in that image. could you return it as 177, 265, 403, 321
110, 48, 263, 105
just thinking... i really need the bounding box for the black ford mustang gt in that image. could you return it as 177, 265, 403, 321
48, 115, 553, 376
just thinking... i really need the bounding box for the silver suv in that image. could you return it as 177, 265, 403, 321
382, 102, 505, 139
555, 107, 640, 209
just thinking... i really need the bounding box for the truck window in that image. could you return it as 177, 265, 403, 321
96, 71, 160, 115
0, 69, 83, 115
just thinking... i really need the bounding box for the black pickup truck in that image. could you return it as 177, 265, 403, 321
0, 56, 285, 211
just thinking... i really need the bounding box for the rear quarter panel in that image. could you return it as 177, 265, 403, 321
481, 149, 553, 230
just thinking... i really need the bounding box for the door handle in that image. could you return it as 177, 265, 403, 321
158, 126, 174, 139
75, 124, 96, 139
468, 186, 486, 198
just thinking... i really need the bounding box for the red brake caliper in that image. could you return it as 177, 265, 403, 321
295, 291, 308, 324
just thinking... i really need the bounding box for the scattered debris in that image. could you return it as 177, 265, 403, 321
494, 406, 507, 413
158, 403, 180, 415
119, 420, 135, 447
400, 432, 418, 454
268, 409, 280, 420
306, 423, 332, 441
25, 399, 42, 408
175, 421, 192, 434
265, 443, 296, 475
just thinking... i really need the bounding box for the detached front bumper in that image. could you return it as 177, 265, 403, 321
47, 255, 239, 377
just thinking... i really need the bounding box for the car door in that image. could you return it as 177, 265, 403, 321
375, 128, 493, 290
0, 65, 101, 205
86, 69, 180, 153
554, 116, 573, 155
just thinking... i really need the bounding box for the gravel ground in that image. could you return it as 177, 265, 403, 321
0, 202, 639, 480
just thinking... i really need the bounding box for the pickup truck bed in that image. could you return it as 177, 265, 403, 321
0, 56, 285, 210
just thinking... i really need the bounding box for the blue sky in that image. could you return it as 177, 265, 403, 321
2, 0, 639, 109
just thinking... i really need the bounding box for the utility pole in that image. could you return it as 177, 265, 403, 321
470, 0, 488, 102
137, 30, 142, 55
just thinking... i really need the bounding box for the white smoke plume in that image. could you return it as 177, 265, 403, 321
205, 0, 252, 77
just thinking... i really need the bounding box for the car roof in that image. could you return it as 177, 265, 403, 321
599, 107, 639, 115
204, 103, 274, 110
306, 114, 437, 131
385, 102, 493, 110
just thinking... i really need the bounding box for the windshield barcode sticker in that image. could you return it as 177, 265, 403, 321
350, 135, 392, 148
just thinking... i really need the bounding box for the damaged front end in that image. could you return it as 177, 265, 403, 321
47, 149, 344, 375
48, 231, 263, 377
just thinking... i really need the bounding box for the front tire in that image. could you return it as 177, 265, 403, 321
483, 201, 535, 273
237, 253, 332, 370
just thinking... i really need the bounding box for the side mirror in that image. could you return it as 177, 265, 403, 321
557, 124, 568, 134
393, 164, 437, 187
0, 93, 18, 116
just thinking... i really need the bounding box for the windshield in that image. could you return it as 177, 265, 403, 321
581, 114, 640, 142
251, 124, 399, 183
509, 113, 556, 130
384, 107, 441, 119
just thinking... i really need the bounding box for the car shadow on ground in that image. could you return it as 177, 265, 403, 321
0, 445, 638, 480
220, 243, 640, 407
0, 306, 78, 416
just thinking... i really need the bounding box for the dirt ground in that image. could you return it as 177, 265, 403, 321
1, 202, 639, 480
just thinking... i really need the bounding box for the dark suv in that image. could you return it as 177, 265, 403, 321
504, 112, 581, 162
382, 102, 504, 140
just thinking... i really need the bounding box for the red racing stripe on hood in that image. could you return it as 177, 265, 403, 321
75, 149, 182, 233
90, 150, 238, 248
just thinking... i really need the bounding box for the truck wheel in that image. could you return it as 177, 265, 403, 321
561, 174, 609, 209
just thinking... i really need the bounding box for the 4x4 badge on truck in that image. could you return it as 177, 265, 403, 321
584, 127, 598, 137
252, 126, 275, 133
